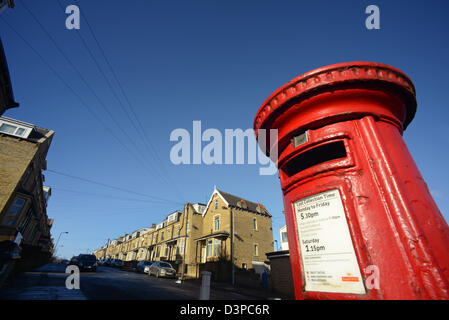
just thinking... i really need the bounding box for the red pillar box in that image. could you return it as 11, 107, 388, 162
254, 62, 449, 300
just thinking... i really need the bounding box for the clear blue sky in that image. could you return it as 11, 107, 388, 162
1, 0, 448, 259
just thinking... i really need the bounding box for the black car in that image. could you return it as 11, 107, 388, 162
136, 260, 153, 273
76, 254, 97, 272
110, 259, 124, 268
69, 256, 79, 266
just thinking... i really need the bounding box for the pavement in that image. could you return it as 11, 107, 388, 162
0, 263, 287, 300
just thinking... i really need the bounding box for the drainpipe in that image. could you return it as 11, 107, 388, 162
181, 204, 188, 281
231, 207, 235, 286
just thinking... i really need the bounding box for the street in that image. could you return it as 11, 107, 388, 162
0, 263, 278, 300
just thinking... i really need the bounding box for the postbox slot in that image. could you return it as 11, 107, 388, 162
282, 141, 347, 177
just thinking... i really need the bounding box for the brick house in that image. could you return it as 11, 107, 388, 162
0, 116, 55, 271
94, 187, 274, 282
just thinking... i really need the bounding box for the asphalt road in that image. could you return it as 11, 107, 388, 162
0, 263, 276, 300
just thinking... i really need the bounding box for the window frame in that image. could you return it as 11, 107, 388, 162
0, 120, 33, 139
214, 215, 220, 231
7, 197, 26, 216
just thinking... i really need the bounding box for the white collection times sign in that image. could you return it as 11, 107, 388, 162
293, 189, 366, 294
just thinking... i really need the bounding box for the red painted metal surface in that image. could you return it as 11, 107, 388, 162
254, 62, 449, 299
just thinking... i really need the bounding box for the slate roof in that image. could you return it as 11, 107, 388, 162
217, 189, 271, 217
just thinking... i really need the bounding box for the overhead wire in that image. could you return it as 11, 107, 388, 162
51, 187, 174, 205
46, 169, 184, 205
16, 0, 158, 174
53, 0, 174, 192
6, 1, 185, 207
0, 14, 183, 209
58, 0, 186, 202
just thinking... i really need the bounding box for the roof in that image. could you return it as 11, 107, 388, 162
0, 38, 19, 114
218, 189, 271, 216
204, 187, 271, 217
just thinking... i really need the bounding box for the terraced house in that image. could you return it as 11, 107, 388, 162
0, 37, 55, 288
0, 116, 55, 270
94, 187, 274, 281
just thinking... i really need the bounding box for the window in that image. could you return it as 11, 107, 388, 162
161, 232, 164, 241
214, 216, 220, 231
254, 244, 259, 256
18, 207, 34, 234
156, 246, 161, 257
167, 212, 178, 223
214, 199, 218, 210
206, 239, 221, 257
175, 225, 180, 237
242, 263, 247, 270
206, 240, 213, 257
8, 197, 26, 215
281, 232, 288, 243
253, 218, 257, 230
0, 122, 16, 134
164, 245, 169, 257
214, 239, 221, 256
16, 127, 25, 136
178, 239, 185, 255
0, 121, 31, 138
167, 229, 171, 239
186, 222, 190, 233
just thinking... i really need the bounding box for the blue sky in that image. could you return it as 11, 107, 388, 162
1, 0, 448, 259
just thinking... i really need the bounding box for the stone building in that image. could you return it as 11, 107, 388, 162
0, 116, 55, 271
94, 187, 274, 282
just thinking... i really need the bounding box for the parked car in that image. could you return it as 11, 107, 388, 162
136, 260, 153, 273
102, 258, 112, 266
76, 254, 97, 272
111, 259, 123, 268
143, 265, 152, 274
69, 256, 79, 266
148, 261, 176, 278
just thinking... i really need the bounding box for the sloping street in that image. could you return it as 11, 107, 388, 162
0, 263, 280, 300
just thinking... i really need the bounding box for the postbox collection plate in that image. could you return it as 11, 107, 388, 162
293, 189, 366, 295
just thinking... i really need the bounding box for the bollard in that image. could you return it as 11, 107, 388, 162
199, 271, 211, 300
254, 62, 449, 300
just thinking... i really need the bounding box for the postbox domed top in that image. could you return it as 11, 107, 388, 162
254, 62, 417, 135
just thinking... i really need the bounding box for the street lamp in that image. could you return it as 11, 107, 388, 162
53, 231, 68, 258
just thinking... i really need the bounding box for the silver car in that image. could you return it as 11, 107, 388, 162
148, 261, 176, 278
